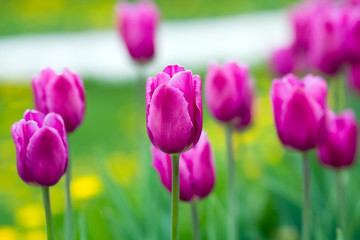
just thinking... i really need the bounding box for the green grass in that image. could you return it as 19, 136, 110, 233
0, 0, 297, 36
1, 65, 360, 239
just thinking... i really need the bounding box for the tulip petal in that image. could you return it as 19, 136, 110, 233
151, 145, 172, 192
147, 84, 193, 154
179, 157, 193, 201
163, 65, 185, 78
303, 75, 328, 107
46, 74, 84, 132
281, 87, 326, 151
32, 68, 56, 113
26, 127, 67, 186
23, 110, 45, 127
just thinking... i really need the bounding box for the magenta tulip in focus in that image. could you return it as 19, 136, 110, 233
308, 6, 345, 75
32, 68, 86, 133
270, 47, 296, 76
318, 110, 358, 168
152, 131, 215, 202
116, 0, 160, 63
146, 65, 202, 154
271, 74, 329, 151
11, 110, 68, 187
205, 61, 254, 130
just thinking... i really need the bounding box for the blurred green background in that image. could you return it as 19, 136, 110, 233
3, 0, 360, 240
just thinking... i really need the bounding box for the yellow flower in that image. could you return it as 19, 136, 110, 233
0, 226, 18, 240
16, 204, 44, 228
71, 175, 102, 201
23, 229, 46, 240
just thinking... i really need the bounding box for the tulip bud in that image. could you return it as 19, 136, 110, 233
270, 74, 329, 151
318, 110, 358, 168
270, 47, 296, 76
205, 61, 254, 130
115, 0, 160, 63
146, 65, 203, 154
308, 6, 345, 75
152, 131, 215, 202
348, 62, 360, 92
11, 110, 68, 187
32, 68, 86, 133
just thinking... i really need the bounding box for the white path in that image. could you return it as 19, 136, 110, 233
0, 10, 291, 82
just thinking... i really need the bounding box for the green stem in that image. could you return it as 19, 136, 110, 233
171, 154, 180, 240
302, 152, 311, 240
226, 125, 237, 240
65, 153, 73, 240
42, 187, 55, 240
336, 170, 346, 237
191, 201, 201, 240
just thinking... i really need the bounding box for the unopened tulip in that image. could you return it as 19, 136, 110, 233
32, 68, 86, 133
205, 61, 254, 130
152, 131, 215, 201
11, 110, 68, 186
271, 74, 329, 151
308, 6, 345, 75
146, 64, 203, 154
270, 47, 296, 76
348, 62, 360, 92
116, 0, 160, 63
318, 110, 358, 168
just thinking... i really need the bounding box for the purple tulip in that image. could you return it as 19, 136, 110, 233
318, 110, 358, 168
205, 61, 254, 130
152, 131, 215, 202
32, 68, 86, 133
116, 0, 160, 63
270, 47, 296, 76
343, 7, 360, 63
308, 6, 345, 75
11, 110, 68, 187
271, 74, 329, 151
146, 65, 202, 154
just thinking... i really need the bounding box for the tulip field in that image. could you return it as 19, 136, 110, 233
2, 0, 360, 240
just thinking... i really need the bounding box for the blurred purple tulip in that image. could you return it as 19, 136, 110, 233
308, 6, 345, 75
205, 61, 254, 130
11, 110, 68, 187
270, 47, 296, 76
146, 65, 203, 154
116, 0, 160, 63
343, 7, 360, 63
32, 68, 86, 133
318, 110, 358, 168
152, 131, 215, 202
271, 74, 329, 151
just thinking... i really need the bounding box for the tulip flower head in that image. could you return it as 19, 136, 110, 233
270, 47, 296, 76
270, 74, 329, 151
146, 65, 203, 154
11, 110, 68, 187
152, 131, 215, 202
32, 68, 86, 133
115, 0, 160, 63
205, 61, 254, 130
318, 110, 358, 168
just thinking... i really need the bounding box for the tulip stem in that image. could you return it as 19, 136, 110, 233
42, 187, 55, 240
65, 154, 73, 240
226, 125, 237, 240
336, 170, 346, 237
171, 154, 180, 240
302, 152, 311, 240
191, 201, 201, 240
